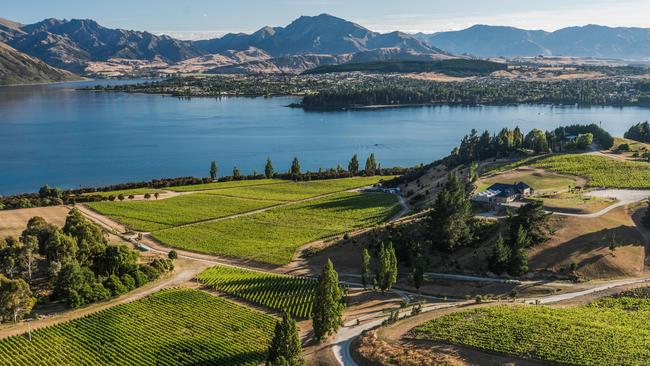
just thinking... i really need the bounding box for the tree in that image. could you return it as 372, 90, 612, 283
508, 226, 529, 276
265, 158, 274, 178
154, 192, 159, 200
365, 153, 377, 173
18, 235, 37, 281
118, 194, 125, 201
428, 173, 473, 252
348, 154, 359, 175
412, 253, 424, 291
513, 126, 524, 149
63, 208, 107, 266
53, 261, 96, 308
524, 129, 549, 154
508, 201, 549, 247
291, 157, 301, 175
168, 250, 178, 260
210, 161, 218, 180
642, 200, 650, 229
21, 216, 53, 255
0, 237, 20, 279
144, 193, 151, 200
44, 229, 77, 264
361, 248, 371, 290
376, 242, 398, 292
488, 234, 510, 275
267, 312, 304, 366
312, 259, 344, 342
94, 245, 137, 277
0, 275, 35, 323
575, 133, 594, 150
233, 166, 241, 179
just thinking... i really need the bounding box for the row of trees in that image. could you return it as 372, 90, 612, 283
624, 121, 650, 143
360, 242, 398, 292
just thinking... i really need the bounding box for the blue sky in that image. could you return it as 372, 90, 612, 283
4, 0, 650, 40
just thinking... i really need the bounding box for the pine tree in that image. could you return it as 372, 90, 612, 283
291, 157, 301, 175
361, 248, 371, 290
232, 166, 241, 178
209, 161, 218, 180
508, 201, 549, 246
265, 158, 274, 179
387, 242, 398, 289
365, 153, 377, 173
508, 226, 529, 276
412, 253, 424, 291
488, 234, 510, 275
348, 154, 359, 175
267, 312, 304, 366
428, 173, 473, 252
312, 259, 344, 342
513, 126, 524, 149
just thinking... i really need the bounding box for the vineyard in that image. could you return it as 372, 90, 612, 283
198, 266, 316, 318
86, 194, 282, 231
154, 192, 400, 265
489, 154, 650, 188
411, 291, 650, 365
167, 179, 287, 192
83, 187, 165, 197
0, 289, 275, 366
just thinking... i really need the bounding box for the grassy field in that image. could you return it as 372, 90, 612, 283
154, 192, 400, 265
0, 289, 275, 366
492, 154, 650, 189
612, 137, 650, 156
411, 291, 650, 365
167, 179, 287, 192
203, 176, 391, 201
83, 188, 166, 197
87, 194, 281, 231
198, 266, 316, 318
477, 168, 578, 193
531, 192, 615, 214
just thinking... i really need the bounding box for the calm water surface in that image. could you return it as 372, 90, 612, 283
1, 80, 649, 195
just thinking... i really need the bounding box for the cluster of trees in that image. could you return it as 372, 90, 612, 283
488, 201, 550, 276
0, 184, 64, 211
0, 210, 175, 321
624, 121, 650, 143
301, 78, 650, 109
547, 124, 614, 151
360, 242, 398, 293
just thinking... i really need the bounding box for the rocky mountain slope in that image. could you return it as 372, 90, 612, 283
0, 41, 79, 85
418, 24, 650, 59
195, 14, 443, 56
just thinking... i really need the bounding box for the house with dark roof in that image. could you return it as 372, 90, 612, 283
472, 181, 533, 204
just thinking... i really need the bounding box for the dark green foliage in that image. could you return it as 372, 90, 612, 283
376, 242, 398, 292
428, 173, 473, 252
508, 226, 529, 276
167, 250, 178, 260
233, 166, 241, 178
21, 216, 54, 255
265, 158, 274, 178
624, 121, 650, 143
0, 275, 35, 322
303, 59, 507, 76
210, 161, 218, 180
104, 274, 127, 296
361, 248, 371, 290
549, 124, 613, 151
291, 157, 301, 175
266, 312, 304, 366
488, 234, 510, 275
524, 129, 549, 153
53, 261, 97, 308
44, 229, 77, 264
642, 200, 650, 229
62, 208, 107, 266
348, 154, 359, 175
132, 270, 149, 287
312, 259, 344, 342
365, 153, 378, 174
508, 201, 549, 247
412, 254, 425, 291
94, 245, 137, 277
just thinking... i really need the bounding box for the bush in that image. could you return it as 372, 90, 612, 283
67, 289, 83, 308
104, 275, 127, 296
132, 270, 149, 287
121, 274, 136, 291
139, 265, 161, 280
168, 250, 178, 260
92, 282, 111, 301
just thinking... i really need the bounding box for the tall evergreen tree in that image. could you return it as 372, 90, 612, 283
265, 158, 274, 179
488, 234, 510, 275
209, 161, 218, 180
361, 248, 371, 290
348, 154, 359, 175
291, 157, 301, 175
429, 173, 473, 252
376, 243, 398, 292
267, 312, 304, 366
412, 253, 424, 291
312, 259, 344, 342
508, 201, 549, 247
233, 166, 241, 178
365, 153, 378, 173
387, 242, 398, 289
513, 126, 524, 149
508, 226, 529, 276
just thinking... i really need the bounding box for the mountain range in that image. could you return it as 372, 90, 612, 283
418, 24, 650, 59
0, 40, 79, 85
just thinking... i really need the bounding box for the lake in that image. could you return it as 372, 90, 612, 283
1, 80, 649, 195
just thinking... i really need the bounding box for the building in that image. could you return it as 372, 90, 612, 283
472, 182, 533, 204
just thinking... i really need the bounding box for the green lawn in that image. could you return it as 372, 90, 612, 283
203, 176, 391, 201
0, 289, 275, 366
489, 154, 650, 189
198, 265, 316, 318
476, 168, 577, 193
153, 192, 400, 265
167, 179, 287, 192
87, 194, 282, 231
411, 291, 650, 366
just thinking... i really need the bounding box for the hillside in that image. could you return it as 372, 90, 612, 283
0, 41, 80, 85
8, 18, 205, 72
419, 24, 650, 59
302, 59, 507, 76
195, 13, 444, 57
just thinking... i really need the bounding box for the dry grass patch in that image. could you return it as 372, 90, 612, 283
0, 206, 69, 237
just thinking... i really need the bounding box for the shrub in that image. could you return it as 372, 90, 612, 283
104, 275, 127, 296
132, 270, 149, 287
92, 282, 111, 301
121, 274, 136, 291
168, 250, 178, 260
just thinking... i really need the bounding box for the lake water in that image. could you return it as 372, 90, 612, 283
1, 80, 649, 195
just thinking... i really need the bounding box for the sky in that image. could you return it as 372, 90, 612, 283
4, 0, 650, 40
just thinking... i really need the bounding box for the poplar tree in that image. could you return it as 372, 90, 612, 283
267, 312, 304, 366
209, 161, 218, 180
412, 253, 424, 291
233, 166, 241, 178
348, 154, 359, 175
290, 157, 301, 175
429, 173, 473, 252
361, 248, 371, 290
376, 243, 398, 292
265, 158, 274, 178
312, 259, 344, 342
